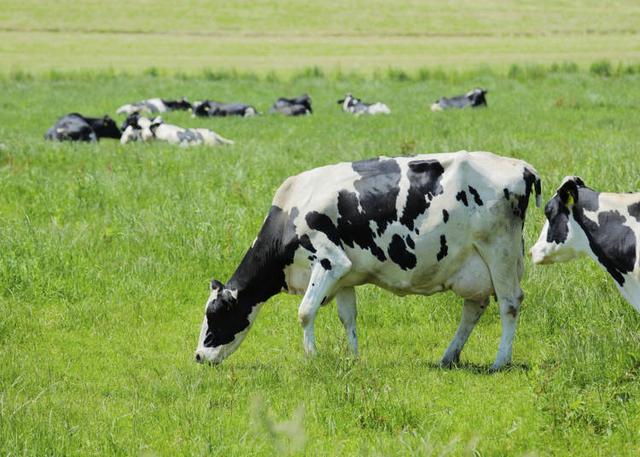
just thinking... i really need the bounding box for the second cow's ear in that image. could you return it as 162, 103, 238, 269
210, 279, 224, 291
558, 177, 580, 207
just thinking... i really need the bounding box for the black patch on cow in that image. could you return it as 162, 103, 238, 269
628, 202, 640, 222
305, 211, 342, 247
436, 235, 448, 261
442, 209, 449, 223
544, 196, 571, 244
468, 186, 483, 206
205, 205, 301, 347
299, 234, 316, 253
456, 191, 468, 207
399, 159, 445, 230
320, 259, 332, 270
503, 188, 510, 200
308, 255, 316, 261
405, 235, 415, 249
332, 158, 402, 262
573, 202, 636, 286
387, 234, 417, 270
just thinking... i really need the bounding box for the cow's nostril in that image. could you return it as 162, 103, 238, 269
195, 353, 202, 363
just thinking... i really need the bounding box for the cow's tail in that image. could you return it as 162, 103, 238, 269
524, 166, 542, 208
217, 135, 234, 145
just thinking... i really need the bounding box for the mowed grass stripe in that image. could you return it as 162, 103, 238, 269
2, 30, 640, 74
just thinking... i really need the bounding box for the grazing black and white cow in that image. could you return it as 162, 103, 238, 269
44, 113, 121, 142
269, 94, 313, 116
116, 98, 192, 116
192, 100, 258, 117
195, 151, 541, 370
431, 88, 488, 112
120, 115, 233, 146
338, 94, 391, 116
531, 177, 640, 312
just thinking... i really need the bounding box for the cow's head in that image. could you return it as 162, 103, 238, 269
194, 279, 255, 364
466, 88, 488, 107
337, 94, 356, 110
530, 176, 590, 264
191, 100, 210, 116
93, 115, 122, 139
121, 113, 140, 132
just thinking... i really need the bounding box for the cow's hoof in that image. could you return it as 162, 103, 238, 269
488, 363, 509, 373
440, 357, 459, 369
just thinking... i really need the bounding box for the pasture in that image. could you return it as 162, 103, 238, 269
1, 69, 640, 455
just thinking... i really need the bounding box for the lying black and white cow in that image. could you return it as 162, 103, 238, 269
116, 98, 192, 116
44, 113, 121, 142
431, 88, 488, 112
269, 94, 313, 116
531, 177, 640, 312
195, 151, 541, 370
120, 115, 233, 146
192, 100, 258, 117
338, 94, 391, 116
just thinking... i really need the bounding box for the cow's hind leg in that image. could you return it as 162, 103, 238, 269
298, 253, 351, 355
441, 297, 489, 367
477, 237, 525, 371
336, 287, 358, 356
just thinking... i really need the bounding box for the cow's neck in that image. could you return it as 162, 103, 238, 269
225, 205, 299, 311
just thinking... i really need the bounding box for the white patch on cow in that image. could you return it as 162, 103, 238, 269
364, 102, 391, 115
430, 102, 443, 112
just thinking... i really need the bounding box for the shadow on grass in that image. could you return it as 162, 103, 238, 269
423, 360, 531, 375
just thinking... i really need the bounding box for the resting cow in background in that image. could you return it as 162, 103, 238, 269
338, 94, 391, 116
531, 177, 640, 312
192, 100, 258, 117
120, 114, 233, 147
195, 151, 541, 370
44, 113, 121, 142
431, 88, 488, 112
116, 98, 192, 116
270, 94, 312, 116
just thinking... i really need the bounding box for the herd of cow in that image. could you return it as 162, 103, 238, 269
41, 84, 639, 369
44, 88, 489, 146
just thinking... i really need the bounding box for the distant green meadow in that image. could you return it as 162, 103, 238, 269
1, 68, 640, 456
2, 0, 640, 74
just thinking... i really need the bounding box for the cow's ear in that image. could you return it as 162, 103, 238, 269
210, 279, 224, 291
558, 177, 579, 207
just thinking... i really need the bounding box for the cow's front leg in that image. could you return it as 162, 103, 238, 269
336, 287, 358, 356
298, 253, 351, 356
441, 297, 488, 367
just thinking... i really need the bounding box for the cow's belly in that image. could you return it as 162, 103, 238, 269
284, 249, 494, 303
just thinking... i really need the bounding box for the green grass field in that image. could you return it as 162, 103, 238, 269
3, 1, 640, 455
2, 70, 640, 456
